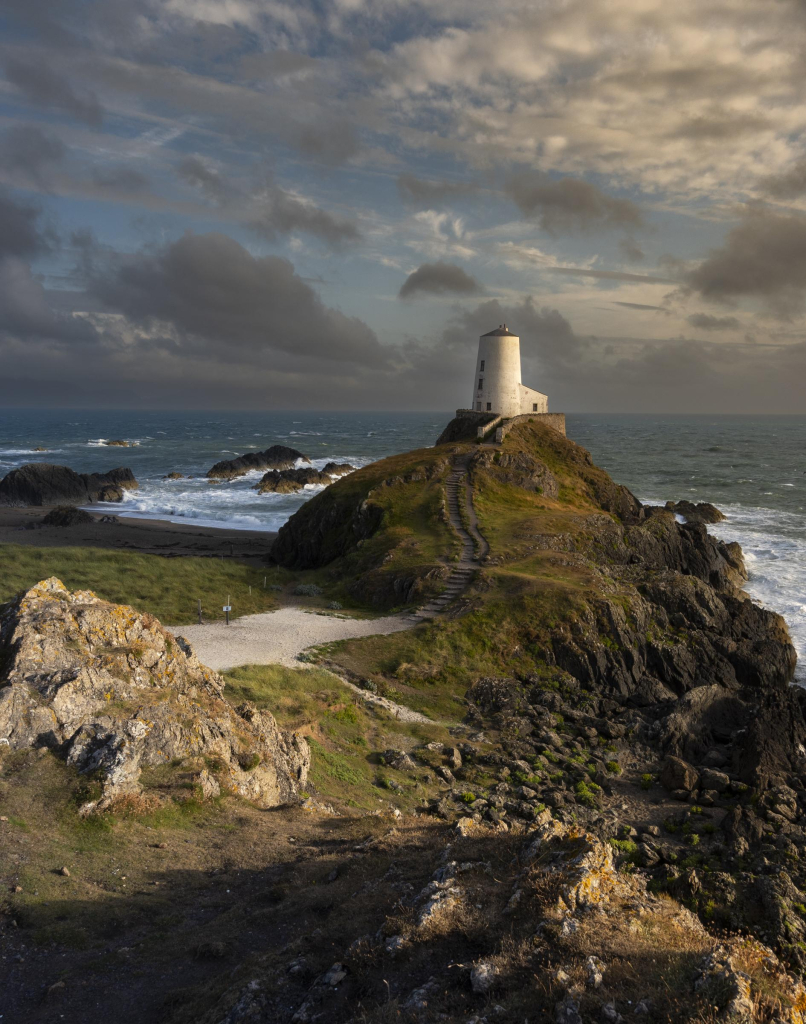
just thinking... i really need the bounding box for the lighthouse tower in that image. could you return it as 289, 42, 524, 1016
471, 324, 547, 417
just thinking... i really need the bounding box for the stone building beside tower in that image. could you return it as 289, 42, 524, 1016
472, 324, 548, 417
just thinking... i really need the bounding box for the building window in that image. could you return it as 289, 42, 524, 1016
480, 360, 485, 371
486, 402, 492, 411
476, 401, 481, 411
478, 378, 483, 390
532, 403, 538, 412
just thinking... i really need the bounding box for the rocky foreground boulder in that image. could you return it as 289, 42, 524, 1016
0, 463, 138, 506
207, 444, 310, 480
0, 578, 309, 812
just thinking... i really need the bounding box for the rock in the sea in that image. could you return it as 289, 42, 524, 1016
104, 440, 130, 447
0, 464, 138, 506
207, 445, 310, 480
41, 506, 96, 527
164, 472, 184, 480
256, 467, 324, 494
664, 500, 726, 524
256, 463, 357, 495
0, 578, 310, 811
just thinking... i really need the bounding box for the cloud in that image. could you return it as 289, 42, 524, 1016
505, 172, 644, 235
399, 261, 482, 299
686, 312, 741, 331
619, 238, 645, 262
0, 124, 65, 181
684, 207, 806, 316
4, 57, 103, 126
396, 173, 477, 207
91, 166, 151, 192
546, 267, 675, 284
177, 155, 360, 246
0, 190, 52, 260
616, 302, 665, 311
87, 231, 388, 366
757, 160, 806, 201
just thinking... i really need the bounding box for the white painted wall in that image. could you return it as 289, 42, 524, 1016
471, 329, 548, 417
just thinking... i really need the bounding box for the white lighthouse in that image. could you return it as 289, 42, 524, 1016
471, 324, 547, 417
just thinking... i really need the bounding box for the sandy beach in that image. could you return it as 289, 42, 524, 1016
0, 505, 276, 560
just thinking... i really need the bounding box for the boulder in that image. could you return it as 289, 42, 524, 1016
699, 768, 730, 793
0, 464, 138, 506
41, 506, 96, 527
104, 440, 130, 447
660, 756, 699, 793
0, 578, 309, 811
207, 445, 310, 480
322, 462, 356, 478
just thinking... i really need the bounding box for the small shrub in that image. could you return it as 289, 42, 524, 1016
461, 791, 476, 804
640, 773, 653, 790
574, 781, 597, 807
295, 583, 323, 597
605, 760, 622, 775
686, 833, 700, 846
329, 601, 343, 610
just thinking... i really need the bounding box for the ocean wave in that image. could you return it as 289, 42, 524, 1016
0, 448, 64, 456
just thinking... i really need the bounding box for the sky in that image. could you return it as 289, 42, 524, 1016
2, 0, 806, 412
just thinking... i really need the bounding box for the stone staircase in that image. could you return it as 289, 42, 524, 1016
409, 454, 489, 621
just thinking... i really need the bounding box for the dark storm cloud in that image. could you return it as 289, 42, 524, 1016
4, 57, 103, 126
687, 313, 741, 331
684, 207, 806, 316
177, 156, 360, 246
505, 173, 643, 236
0, 124, 65, 180
88, 231, 389, 366
399, 262, 482, 300
396, 174, 478, 207
297, 120, 359, 165
0, 190, 52, 259
757, 160, 806, 200
91, 166, 151, 192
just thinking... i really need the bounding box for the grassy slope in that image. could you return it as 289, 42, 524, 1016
323, 420, 635, 693
0, 545, 282, 625
274, 444, 458, 608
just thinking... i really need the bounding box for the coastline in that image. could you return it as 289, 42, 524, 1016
0, 505, 276, 559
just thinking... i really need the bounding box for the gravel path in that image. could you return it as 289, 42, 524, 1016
169, 606, 413, 671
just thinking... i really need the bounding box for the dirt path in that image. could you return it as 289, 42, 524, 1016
169, 606, 414, 671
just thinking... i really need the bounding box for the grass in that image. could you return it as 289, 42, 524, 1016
0, 544, 282, 624
221, 663, 453, 810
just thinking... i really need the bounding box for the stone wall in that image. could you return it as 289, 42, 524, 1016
495, 412, 566, 442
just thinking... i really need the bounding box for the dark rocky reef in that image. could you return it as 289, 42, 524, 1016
255, 462, 355, 495
0, 464, 138, 506
665, 499, 727, 524
206, 445, 310, 480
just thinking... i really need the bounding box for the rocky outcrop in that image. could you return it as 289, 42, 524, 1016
255, 463, 355, 495
0, 578, 309, 812
470, 447, 559, 496
41, 506, 96, 527
206, 445, 310, 480
0, 464, 138, 506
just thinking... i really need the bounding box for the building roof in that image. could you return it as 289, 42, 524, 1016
482, 323, 517, 337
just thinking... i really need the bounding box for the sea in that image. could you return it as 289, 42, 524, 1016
1, 409, 804, 681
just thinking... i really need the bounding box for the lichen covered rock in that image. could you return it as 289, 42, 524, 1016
0, 578, 309, 811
